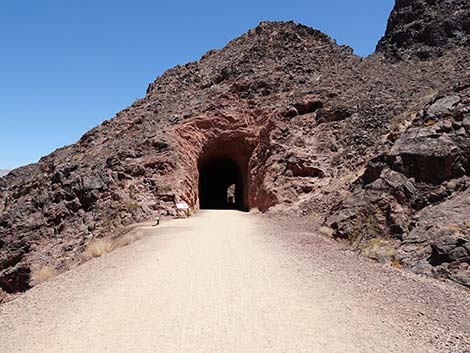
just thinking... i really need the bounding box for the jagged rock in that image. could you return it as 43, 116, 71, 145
377, 0, 470, 59
462, 117, 470, 131
428, 95, 461, 114
327, 81, 470, 286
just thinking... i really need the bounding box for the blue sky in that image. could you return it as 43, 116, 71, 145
0, 0, 394, 169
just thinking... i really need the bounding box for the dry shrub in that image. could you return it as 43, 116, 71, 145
0, 288, 8, 303
318, 226, 334, 237
446, 223, 461, 234
309, 212, 323, 224
115, 232, 144, 248
83, 238, 114, 259
391, 258, 402, 269
30, 265, 57, 286
270, 163, 282, 173
82, 231, 147, 261
425, 118, 438, 126
249, 207, 260, 214
359, 238, 397, 264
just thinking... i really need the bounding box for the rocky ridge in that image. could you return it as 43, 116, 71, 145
1, 0, 470, 295
377, 0, 470, 59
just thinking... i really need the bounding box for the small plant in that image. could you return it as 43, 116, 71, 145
158, 184, 172, 194
446, 223, 461, 234
126, 202, 141, 210
348, 213, 382, 246
318, 226, 334, 237
389, 113, 403, 132
0, 288, 8, 303
115, 232, 144, 248
424, 118, 437, 126
270, 162, 283, 173
359, 237, 397, 264
82, 238, 114, 259
391, 258, 401, 268
249, 207, 260, 213
30, 265, 57, 286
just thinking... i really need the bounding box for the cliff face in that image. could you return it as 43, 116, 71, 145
377, 0, 470, 59
1, 1, 470, 295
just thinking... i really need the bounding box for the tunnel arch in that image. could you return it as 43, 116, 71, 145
197, 139, 252, 211
199, 156, 245, 210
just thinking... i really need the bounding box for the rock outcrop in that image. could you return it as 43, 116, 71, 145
327, 84, 470, 286
0, 170, 10, 178
1, 0, 470, 294
377, 0, 470, 59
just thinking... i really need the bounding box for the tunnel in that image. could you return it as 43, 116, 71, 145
198, 155, 247, 210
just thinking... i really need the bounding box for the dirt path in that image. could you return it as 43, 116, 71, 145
1, 211, 469, 353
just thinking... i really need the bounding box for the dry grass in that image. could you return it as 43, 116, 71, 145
82, 238, 115, 259
425, 118, 438, 126
30, 265, 57, 286
269, 162, 282, 173
318, 226, 334, 237
249, 207, 260, 214
391, 258, 402, 269
0, 288, 8, 303
446, 223, 461, 234
359, 238, 397, 264
115, 232, 145, 248
126, 202, 141, 211
82, 231, 147, 260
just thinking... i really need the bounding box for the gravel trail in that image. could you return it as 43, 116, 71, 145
0, 211, 468, 352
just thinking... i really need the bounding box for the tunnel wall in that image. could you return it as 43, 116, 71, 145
172, 110, 279, 212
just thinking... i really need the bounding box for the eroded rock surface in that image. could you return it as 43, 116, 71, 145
328, 85, 470, 287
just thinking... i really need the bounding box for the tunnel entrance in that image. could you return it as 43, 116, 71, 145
198, 155, 247, 210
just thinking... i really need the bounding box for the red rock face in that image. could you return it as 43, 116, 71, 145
172, 106, 282, 212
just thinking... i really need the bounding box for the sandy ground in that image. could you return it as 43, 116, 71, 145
0, 210, 469, 353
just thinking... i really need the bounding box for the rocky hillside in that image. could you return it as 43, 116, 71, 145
1, 0, 470, 295
0, 170, 10, 178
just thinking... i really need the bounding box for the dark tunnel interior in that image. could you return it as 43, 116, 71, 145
198, 156, 246, 210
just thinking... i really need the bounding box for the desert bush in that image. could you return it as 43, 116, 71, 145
269, 162, 283, 173
30, 265, 57, 286
115, 232, 144, 248
359, 238, 397, 264
0, 288, 8, 303
82, 231, 147, 261
348, 213, 382, 246
126, 202, 141, 211
82, 238, 114, 259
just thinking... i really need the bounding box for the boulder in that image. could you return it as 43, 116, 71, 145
428, 96, 461, 115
